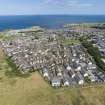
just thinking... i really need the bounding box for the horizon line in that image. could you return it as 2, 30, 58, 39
0, 14, 105, 16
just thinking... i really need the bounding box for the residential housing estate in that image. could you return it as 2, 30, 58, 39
1, 26, 105, 87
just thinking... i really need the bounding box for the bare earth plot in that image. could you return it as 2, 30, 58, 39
0, 48, 105, 105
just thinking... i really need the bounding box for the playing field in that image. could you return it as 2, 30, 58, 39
0, 48, 105, 105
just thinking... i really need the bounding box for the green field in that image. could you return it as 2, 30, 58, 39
0, 48, 105, 105
63, 39, 80, 45
0, 33, 16, 41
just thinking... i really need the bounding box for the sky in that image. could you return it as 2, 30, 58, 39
0, 0, 105, 15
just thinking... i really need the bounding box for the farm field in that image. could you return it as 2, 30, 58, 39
0, 48, 105, 105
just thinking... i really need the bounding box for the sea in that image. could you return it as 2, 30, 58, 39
0, 15, 105, 31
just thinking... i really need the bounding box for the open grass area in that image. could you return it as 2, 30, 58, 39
0, 33, 16, 41
63, 39, 80, 45
0, 47, 105, 105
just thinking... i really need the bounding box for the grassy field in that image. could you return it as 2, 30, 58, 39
0, 48, 105, 105
63, 39, 80, 45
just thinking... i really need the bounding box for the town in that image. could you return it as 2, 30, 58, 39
1, 24, 105, 87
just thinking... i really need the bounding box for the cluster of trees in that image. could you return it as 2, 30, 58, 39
91, 24, 105, 29
80, 38, 105, 73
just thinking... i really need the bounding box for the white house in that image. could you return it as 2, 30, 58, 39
51, 77, 61, 87
43, 68, 49, 78
66, 65, 72, 71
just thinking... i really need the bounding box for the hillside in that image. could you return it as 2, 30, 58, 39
0, 47, 105, 105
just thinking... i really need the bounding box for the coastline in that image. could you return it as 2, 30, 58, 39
0, 15, 105, 31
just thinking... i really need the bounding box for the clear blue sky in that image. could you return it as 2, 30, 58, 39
0, 0, 105, 15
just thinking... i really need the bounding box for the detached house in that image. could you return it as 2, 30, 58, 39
74, 73, 84, 85
51, 77, 61, 87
